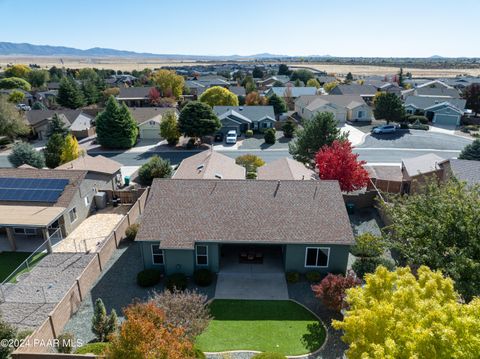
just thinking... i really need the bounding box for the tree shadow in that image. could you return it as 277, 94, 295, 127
369, 129, 410, 141
301, 322, 326, 352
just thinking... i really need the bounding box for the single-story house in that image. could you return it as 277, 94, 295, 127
439, 159, 480, 187
256, 75, 291, 90
136, 179, 354, 276
128, 107, 179, 140
316, 75, 337, 85
213, 106, 276, 134
173, 151, 245, 179
228, 86, 246, 97
295, 95, 373, 123
401, 80, 460, 99
185, 78, 231, 98
401, 153, 444, 193
26, 109, 82, 140
257, 158, 317, 180
0, 89, 34, 106
69, 112, 95, 139
404, 96, 466, 116
265, 87, 318, 99
328, 84, 378, 103
117, 87, 153, 107
56, 155, 123, 190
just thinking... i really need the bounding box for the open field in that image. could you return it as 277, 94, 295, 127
1, 56, 480, 77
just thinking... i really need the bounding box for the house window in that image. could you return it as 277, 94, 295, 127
358, 111, 364, 118
406, 109, 413, 114
68, 207, 78, 223
262, 122, 268, 128
305, 247, 330, 268
14, 227, 36, 235
196, 245, 208, 266
151, 245, 164, 265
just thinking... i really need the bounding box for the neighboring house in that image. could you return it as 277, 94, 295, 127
136, 179, 354, 276
26, 109, 82, 140
401, 153, 444, 194
402, 80, 460, 99
128, 107, 179, 140
366, 165, 404, 193
228, 86, 246, 97
265, 87, 318, 99
173, 151, 245, 179
0, 168, 97, 251
316, 75, 337, 85
424, 102, 464, 126
257, 158, 317, 180
69, 112, 95, 139
438, 76, 480, 90
117, 87, 153, 107
213, 106, 276, 134
256, 75, 291, 90
328, 84, 377, 103
0, 89, 34, 106
295, 95, 373, 123
185, 77, 231, 98
105, 74, 137, 86
376, 82, 402, 96
404, 96, 466, 126
439, 159, 480, 187
56, 155, 123, 190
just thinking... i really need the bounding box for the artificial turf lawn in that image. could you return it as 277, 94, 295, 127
195, 299, 325, 355
0, 252, 46, 282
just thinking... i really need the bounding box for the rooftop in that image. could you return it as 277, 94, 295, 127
55, 155, 122, 176
402, 153, 444, 178
172, 151, 245, 180
443, 159, 480, 186
257, 158, 317, 180
136, 179, 355, 249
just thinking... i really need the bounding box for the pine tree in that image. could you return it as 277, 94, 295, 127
95, 96, 138, 149
60, 134, 80, 164
44, 133, 65, 168
91, 298, 118, 342
47, 114, 69, 137
459, 139, 480, 161
81, 80, 100, 105
268, 94, 288, 116
57, 77, 85, 109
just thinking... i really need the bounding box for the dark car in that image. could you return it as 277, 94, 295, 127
214, 133, 224, 142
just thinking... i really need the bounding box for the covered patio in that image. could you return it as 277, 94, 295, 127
219, 244, 284, 274
0, 205, 65, 253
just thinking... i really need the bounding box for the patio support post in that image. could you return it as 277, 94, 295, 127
41, 228, 53, 254
5, 227, 17, 251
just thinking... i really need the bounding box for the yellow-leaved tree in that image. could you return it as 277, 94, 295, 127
152, 69, 185, 99
333, 266, 480, 359
199, 86, 239, 107
60, 134, 81, 164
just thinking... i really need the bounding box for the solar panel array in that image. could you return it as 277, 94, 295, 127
0, 178, 69, 203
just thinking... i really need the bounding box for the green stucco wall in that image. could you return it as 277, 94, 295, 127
284, 244, 350, 274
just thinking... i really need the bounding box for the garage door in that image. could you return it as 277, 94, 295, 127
434, 114, 459, 126
140, 128, 161, 139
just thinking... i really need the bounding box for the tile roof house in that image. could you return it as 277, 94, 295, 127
257, 158, 317, 180
213, 106, 276, 134
439, 159, 480, 187
136, 179, 354, 275
295, 95, 373, 123
127, 107, 179, 140
173, 151, 245, 179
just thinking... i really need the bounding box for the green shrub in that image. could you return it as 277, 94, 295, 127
252, 353, 287, 359
286, 271, 300, 283
264, 128, 276, 144
351, 233, 386, 258
56, 332, 74, 354
166, 273, 188, 291
305, 271, 322, 283
399, 122, 409, 129
409, 120, 429, 130
352, 257, 395, 279
193, 269, 214, 287
137, 269, 162, 287
245, 129, 253, 137
125, 223, 139, 241
0, 137, 10, 146
407, 115, 428, 124
246, 171, 257, 179
194, 347, 206, 359
75, 342, 110, 355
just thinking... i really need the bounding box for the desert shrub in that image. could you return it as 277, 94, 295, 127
193, 269, 214, 287
151, 289, 211, 339
56, 332, 74, 354
125, 224, 139, 241
137, 269, 162, 287
305, 271, 322, 283
252, 353, 287, 359
75, 342, 110, 355
246, 171, 257, 179
245, 129, 253, 137
264, 128, 276, 144
165, 273, 188, 291
311, 271, 361, 311
352, 257, 395, 279
286, 271, 300, 283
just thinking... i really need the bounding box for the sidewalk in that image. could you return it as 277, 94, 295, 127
342, 124, 368, 146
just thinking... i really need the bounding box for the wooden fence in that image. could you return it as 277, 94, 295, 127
12, 188, 150, 359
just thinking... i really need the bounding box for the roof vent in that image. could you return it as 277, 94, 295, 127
197, 164, 204, 171
239, 106, 244, 111
214, 173, 223, 179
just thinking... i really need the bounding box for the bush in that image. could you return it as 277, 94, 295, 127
245, 129, 253, 137
352, 257, 395, 279
399, 122, 409, 129
264, 128, 276, 144
252, 353, 287, 359
137, 269, 162, 287
351, 233, 386, 258
125, 224, 139, 242
56, 332, 74, 354
312, 271, 361, 311
138, 155, 172, 185
409, 120, 429, 130
75, 342, 110, 355
186, 138, 196, 149
246, 171, 257, 179
193, 269, 214, 287
165, 273, 188, 291
194, 347, 206, 359
286, 271, 300, 283
305, 271, 322, 283
407, 115, 428, 124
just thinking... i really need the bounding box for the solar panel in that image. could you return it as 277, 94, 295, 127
0, 177, 69, 203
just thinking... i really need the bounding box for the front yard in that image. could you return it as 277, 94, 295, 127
195, 299, 325, 356
0, 251, 46, 282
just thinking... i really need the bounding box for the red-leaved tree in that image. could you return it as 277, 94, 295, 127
311, 271, 361, 311
315, 140, 369, 192
149, 87, 161, 105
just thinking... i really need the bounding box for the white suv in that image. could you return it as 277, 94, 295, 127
225, 130, 238, 144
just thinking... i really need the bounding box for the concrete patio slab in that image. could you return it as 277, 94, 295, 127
215, 272, 288, 300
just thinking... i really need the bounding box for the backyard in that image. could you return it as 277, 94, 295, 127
0, 251, 46, 282
195, 299, 325, 356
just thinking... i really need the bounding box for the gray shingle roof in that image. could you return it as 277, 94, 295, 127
446, 159, 480, 186
213, 106, 275, 122
267, 87, 317, 97
127, 107, 178, 125
26, 109, 83, 126
404, 96, 466, 111
136, 179, 355, 249
117, 87, 152, 100
330, 84, 377, 96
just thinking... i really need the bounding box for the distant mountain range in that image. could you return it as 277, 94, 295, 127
0, 42, 299, 60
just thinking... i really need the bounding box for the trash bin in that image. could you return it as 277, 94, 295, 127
124, 176, 130, 186
346, 202, 355, 214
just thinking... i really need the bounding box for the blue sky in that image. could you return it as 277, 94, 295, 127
0, 0, 478, 57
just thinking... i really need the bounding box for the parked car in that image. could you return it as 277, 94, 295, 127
225, 130, 238, 144
372, 125, 396, 134
16, 104, 31, 111
214, 132, 224, 142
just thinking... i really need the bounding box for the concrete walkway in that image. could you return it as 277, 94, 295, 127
215, 272, 289, 300
342, 124, 367, 146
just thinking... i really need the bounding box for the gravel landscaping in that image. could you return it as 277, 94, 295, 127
239, 131, 293, 150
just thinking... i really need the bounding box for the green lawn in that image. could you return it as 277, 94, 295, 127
196, 300, 325, 356
0, 252, 46, 283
